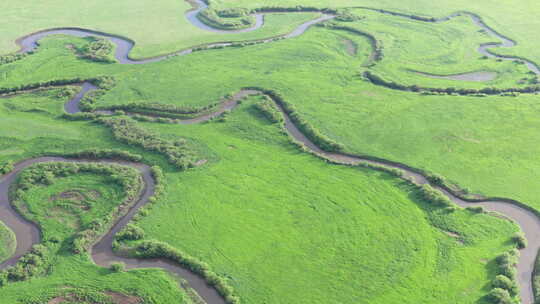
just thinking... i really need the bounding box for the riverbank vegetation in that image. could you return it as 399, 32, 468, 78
0, 222, 15, 264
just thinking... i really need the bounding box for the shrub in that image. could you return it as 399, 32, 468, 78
0, 161, 14, 174
116, 224, 145, 241
418, 184, 453, 207
254, 96, 283, 123
492, 275, 517, 295
0, 53, 27, 65
513, 233, 527, 249
110, 262, 125, 272
78, 37, 115, 63
487, 288, 512, 304
466, 206, 484, 213
364, 71, 540, 95
198, 8, 255, 30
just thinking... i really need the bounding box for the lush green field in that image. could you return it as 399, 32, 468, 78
132, 96, 519, 303
0, 54, 522, 304
2, 22, 539, 211
212, 0, 540, 65
346, 8, 534, 89
0, 0, 318, 59
0, 222, 15, 264
0, 2, 538, 303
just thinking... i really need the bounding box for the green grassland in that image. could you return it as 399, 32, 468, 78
0, 0, 318, 59
211, 0, 540, 66
346, 8, 534, 89
0, 56, 521, 303
132, 96, 519, 304
2, 21, 540, 212
0, 222, 15, 264
0, 167, 191, 303
0, 2, 537, 303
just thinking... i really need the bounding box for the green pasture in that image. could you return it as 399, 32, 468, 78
0, 2, 537, 303
132, 96, 519, 303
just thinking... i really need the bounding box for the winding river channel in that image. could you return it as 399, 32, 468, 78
2, 2, 540, 304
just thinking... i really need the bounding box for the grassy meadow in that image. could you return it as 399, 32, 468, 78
0, 2, 538, 303
2, 21, 539, 210
0, 0, 318, 59
0, 53, 521, 303
131, 96, 519, 304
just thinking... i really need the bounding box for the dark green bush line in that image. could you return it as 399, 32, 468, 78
0, 76, 113, 98
100, 101, 220, 118
244, 87, 344, 152
252, 6, 337, 14
97, 117, 197, 169
0, 78, 86, 96
77, 37, 116, 63
0, 53, 29, 66
61, 112, 101, 121
364, 71, 540, 95
320, 24, 383, 65
487, 250, 520, 303
57, 149, 143, 162
198, 8, 255, 30
128, 240, 239, 304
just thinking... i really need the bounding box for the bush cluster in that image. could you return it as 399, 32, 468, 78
364, 71, 540, 95
78, 37, 115, 63
254, 96, 284, 124
98, 117, 196, 169
0, 244, 48, 285
487, 250, 520, 303
418, 184, 453, 207
0, 78, 86, 96
102, 101, 219, 119
334, 10, 365, 22
0, 53, 28, 65
198, 8, 255, 30
60, 149, 143, 162
116, 224, 145, 241
0, 161, 14, 175
132, 240, 239, 303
